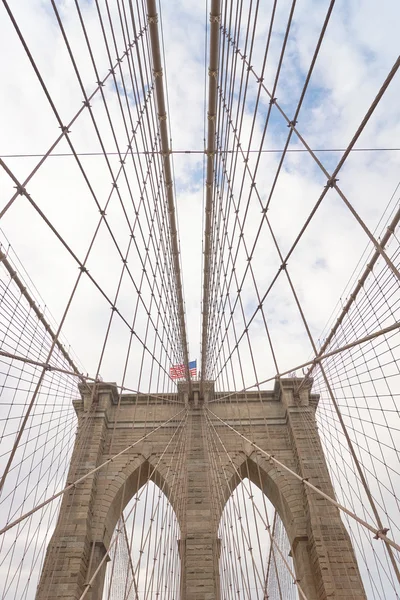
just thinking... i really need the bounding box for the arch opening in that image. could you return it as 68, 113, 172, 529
102, 479, 181, 600
217, 454, 302, 547
218, 477, 298, 600
100, 457, 181, 548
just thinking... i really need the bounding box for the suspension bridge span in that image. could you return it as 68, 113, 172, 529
0, 1, 400, 599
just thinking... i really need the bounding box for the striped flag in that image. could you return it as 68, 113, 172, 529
189, 360, 197, 378
169, 364, 185, 379
169, 360, 197, 380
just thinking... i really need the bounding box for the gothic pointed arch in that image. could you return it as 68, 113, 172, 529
94, 454, 182, 548
36, 380, 366, 600
216, 450, 306, 547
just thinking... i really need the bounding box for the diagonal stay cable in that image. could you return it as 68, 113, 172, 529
2, 0, 181, 371
0, 249, 80, 375
0, 135, 183, 497
204, 0, 298, 379
298, 203, 400, 391
208, 50, 400, 381
207, 50, 400, 383
205, 407, 400, 552
0, 407, 186, 537
78, 407, 188, 600
222, 30, 400, 279
48, 0, 185, 369
206, 0, 332, 366
0, 0, 145, 220
212, 50, 400, 384
0, 8, 179, 373
0, 152, 177, 381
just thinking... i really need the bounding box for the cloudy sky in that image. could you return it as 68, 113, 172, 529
0, 1, 400, 598
1, 0, 400, 397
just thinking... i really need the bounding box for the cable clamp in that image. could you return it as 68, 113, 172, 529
79, 266, 88, 273
207, 112, 216, 121
279, 262, 287, 271
82, 99, 91, 108
287, 119, 298, 128
112, 182, 118, 189
96, 80, 105, 87
210, 13, 221, 23
158, 113, 167, 121
247, 65, 253, 72
374, 527, 389, 540
325, 176, 339, 188
99, 209, 106, 216
208, 68, 218, 78
60, 125, 71, 134
257, 76, 264, 84
269, 97, 277, 106
166, 181, 173, 190
147, 14, 158, 24
14, 184, 26, 196
109, 68, 116, 75
153, 68, 163, 78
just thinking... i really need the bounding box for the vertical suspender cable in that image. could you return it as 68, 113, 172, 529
201, 0, 221, 385
146, 0, 191, 388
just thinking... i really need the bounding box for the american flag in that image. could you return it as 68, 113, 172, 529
169, 360, 197, 380
169, 364, 185, 379
189, 360, 197, 378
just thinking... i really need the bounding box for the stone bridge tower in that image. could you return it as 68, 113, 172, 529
36, 378, 366, 600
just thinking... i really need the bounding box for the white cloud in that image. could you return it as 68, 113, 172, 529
1, 0, 400, 598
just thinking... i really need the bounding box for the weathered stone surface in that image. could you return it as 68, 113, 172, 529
36, 379, 366, 600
